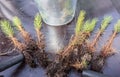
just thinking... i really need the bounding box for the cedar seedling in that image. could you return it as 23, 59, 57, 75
34, 13, 44, 48
13, 17, 31, 43
71, 18, 98, 70
75, 10, 86, 35
1, 17, 49, 68
0, 20, 25, 51
33, 13, 50, 68
91, 20, 120, 72
89, 16, 112, 52
13, 16, 50, 68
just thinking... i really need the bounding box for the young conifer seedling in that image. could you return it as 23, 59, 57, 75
13, 17, 31, 43
33, 13, 50, 68
13, 17, 40, 67
34, 13, 44, 49
91, 20, 120, 72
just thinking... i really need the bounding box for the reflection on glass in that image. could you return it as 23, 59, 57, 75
34, 0, 77, 26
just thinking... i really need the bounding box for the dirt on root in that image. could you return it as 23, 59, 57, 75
46, 44, 92, 77
22, 39, 50, 68
0, 30, 15, 55
91, 55, 105, 72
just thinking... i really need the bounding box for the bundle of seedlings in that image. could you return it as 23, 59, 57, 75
78, 16, 113, 70
70, 18, 98, 71
0, 19, 37, 67
0, 14, 50, 68
91, 20, 120, 72
46, 10, 86, 77
88, 16, 112, 53
12, 14, 50, 68
46, 11, 98, 77
0, 20, 28, 64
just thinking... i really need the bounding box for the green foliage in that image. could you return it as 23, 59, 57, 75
82, 60, 88, 68
83, 18, 98, 32
75, 10, 86, 34
13, 16, 22, 27
0, 20, 14, 37
100, 16, 112, 32
34, 13, 42, 30
114, 20, 120, 33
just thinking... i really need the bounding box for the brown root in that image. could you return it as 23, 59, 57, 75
91, 55, 105, 72
34, 49, 51, 68
46, 61, 70, 77
34, 31, 50, 68
0, 49, 14, 56
46, 45, 77, 77
22, 51, 36, 68
46, 54, 71, 77
46, 43, 91, 77
21, 40, 38, 67
70, 45, 92, 71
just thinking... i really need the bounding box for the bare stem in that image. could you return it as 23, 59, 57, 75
89, 31, 102, 52
35, 28, 44, 48
101, 31, 117, 57
61, 32, 89, 57
19, 26, 31, 43
11, 37, 25, 51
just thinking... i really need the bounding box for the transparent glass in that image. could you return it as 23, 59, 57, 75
34, 0, 77, 26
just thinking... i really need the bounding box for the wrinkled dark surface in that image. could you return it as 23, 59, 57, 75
0, 0, 120, 77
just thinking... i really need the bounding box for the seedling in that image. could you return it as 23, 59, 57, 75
13, 17, 31, 43
0, 20, 25, 51
33, 13, 50, 68
34, 13, 44, 49
91, 20, 120, 72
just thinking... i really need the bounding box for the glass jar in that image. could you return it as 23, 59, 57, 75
34, 0, 77, 26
